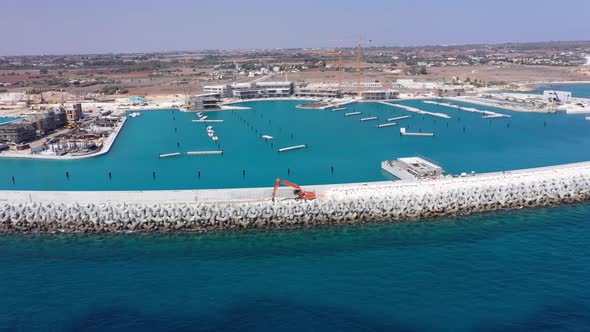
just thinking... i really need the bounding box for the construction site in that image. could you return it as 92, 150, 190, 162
0, 92, 124, 158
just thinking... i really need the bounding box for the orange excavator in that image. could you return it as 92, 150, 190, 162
272, 178, 316, 201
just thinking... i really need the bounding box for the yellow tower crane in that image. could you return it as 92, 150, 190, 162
338, 49, 343, 90
331, 37, 372, 97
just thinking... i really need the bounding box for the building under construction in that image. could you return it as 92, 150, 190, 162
189, 93, 222, 111
25, 109, 68, 133
65, 103, 83, 125
0, 122, 36, 143
203, 82, 294, 99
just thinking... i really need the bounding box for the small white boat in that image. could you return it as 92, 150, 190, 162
212, 136, 219, 141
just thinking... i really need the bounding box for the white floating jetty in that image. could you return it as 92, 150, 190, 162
332, 107, 347, 112
360, 117, 379, 122
424, 100, 510, 118
377, 123, 397, 128
586, 116, 590, 121
159, 152, 182, 158
278, 144, 307, 153
400, 128, 434, 137
192, 119, 224, 123
379, 102, 451, 119
345, 112, 362, 116
186, 151, 224, 155
387, 116, 411, 122
261, 135, 274, 140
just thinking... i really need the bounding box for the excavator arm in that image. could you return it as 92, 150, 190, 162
272, 178, 316, 201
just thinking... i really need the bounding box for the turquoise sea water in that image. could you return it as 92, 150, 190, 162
2, 203, 590, 331
496, 83, 590, 98
0, 117, 20, 125
0, 100, 589, 191
533, 83, 590, 98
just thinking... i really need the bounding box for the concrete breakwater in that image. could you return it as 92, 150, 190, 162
1, 162, 590, 233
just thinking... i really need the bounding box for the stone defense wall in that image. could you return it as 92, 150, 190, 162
1, 164, 590, 233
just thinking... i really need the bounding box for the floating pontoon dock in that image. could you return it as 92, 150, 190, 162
387, 116, 411, 122
332, 108, 347, 112
278, 144, 307, 153
423, 100, 510, 118
159, 152, 182, 158
186, 151, 224, 155
360, 117, 379, 122
192, 119, 225, 123
400, 128, 434, 137
377, 123, 397, 128
345, 112, 362, 116
379, 102, 451, 119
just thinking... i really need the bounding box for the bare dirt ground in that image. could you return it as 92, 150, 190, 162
426, 64, 590, 83
3, 59, 590, 99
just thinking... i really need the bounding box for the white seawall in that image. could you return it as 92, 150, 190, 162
1, 162, 590, 233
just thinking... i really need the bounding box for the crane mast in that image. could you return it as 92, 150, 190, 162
356, 38, 362, 97
331, 36, 371, 98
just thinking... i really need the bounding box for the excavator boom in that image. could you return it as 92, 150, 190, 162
272, 178, 316, 201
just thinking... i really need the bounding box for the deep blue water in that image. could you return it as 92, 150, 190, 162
2, 203, 590, 331
0, 100, 589, 191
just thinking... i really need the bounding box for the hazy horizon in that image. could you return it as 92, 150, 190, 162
2, 0, 590, 56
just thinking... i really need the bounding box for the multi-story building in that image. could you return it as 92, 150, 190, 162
0, 122, 36, 143
232, 89, 264, 99
65, 103, 83, 124
203, 85, 230, 97
255, 82, 293, 97
203, 82, 295, 99
361, 90, 399, 100
25, 109, 69, 132
190, 93, 222, 110
294, 87, 341, 99
53, 108, 68, 127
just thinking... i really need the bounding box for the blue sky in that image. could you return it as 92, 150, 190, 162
1, 0, 589, 55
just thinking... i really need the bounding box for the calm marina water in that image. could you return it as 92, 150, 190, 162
1, 203, 590, 331
533, 83, 590, 98
0, 116, 21, 125
1, 95, 590, 331
497, 83, 590, 98
0, 99, 589, 191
